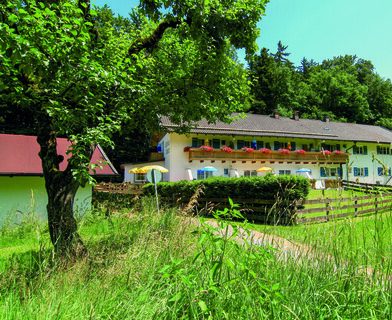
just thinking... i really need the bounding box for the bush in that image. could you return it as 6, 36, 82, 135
143, 175, 310, 201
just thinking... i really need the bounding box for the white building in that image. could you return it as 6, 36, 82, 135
128, 112, 392, 186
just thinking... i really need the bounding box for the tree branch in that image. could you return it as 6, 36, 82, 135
127, 19, 184, 57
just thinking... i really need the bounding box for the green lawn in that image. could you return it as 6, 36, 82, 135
1, 197, 391, 319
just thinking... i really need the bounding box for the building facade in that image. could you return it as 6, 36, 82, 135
129, 112, 392, 186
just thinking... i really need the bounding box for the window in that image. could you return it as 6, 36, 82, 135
237, 140, 254, 149
377, 146, 390, 155
353, 167, 368, 177
212, 139, 220, 149
278, 170, 291, 175
378, 167, 391, 176
321, 144, 340, 152
135, 173, 146, 182
274, 142, 296, 151
244, 170, 257, 177
192, 138, 205, 148
320, 167, 341, 177
197, 170, 213, 180
353, 146, 367, 155
224, 168, 229, 175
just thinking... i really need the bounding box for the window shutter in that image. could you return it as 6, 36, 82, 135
320, 167, 327, 177
237, 140, 245, 149
213, 139, 220, 149
364, 146, 368, 155
365, 167, 369, 176
353, 146, 357, 154
378, 167, 382, 176
337, 167, 341, 177
274, 141, 280, 150
291, 142, 296, 151
257, 141, 264, 149
353, 167, 358, 176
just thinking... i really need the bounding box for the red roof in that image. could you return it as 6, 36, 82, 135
0, 134, 117, 176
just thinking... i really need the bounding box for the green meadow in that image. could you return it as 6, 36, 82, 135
1, 195, 391, 319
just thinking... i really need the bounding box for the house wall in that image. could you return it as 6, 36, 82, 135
159, 133, 392, 185
0, 176, 92, 225
344, 143, 392, 184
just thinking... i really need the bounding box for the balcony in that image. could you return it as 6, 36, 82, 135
150, 152, 165, 161
187, 149, 349, 164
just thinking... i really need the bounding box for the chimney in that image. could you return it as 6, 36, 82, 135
324, 115, 330, 123
293, 111, 299, 121
273, 109, 279, 119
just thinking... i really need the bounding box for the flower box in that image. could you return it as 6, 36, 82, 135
183, 146, 192, 152
278, 148, 290, 155
320, 150, 332, 155
199, 145, 214, 152
333, 150, 343, 155
241, 146, 254, 153
294, 149, 306, 155
259, 148, 271, 154
220, 145, 233, 153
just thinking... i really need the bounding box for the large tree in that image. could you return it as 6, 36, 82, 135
0, 0, 269, 254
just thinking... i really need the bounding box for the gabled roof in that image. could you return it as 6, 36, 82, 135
0, 134, 118, 176
161, 113, 392, 144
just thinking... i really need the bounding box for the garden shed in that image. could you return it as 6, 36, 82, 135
0, 134, 117, 224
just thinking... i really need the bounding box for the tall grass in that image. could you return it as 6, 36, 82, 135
0, 196, 391, 319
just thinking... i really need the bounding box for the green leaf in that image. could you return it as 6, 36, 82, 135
8, 14, 18, 24
198, 300, 208, 313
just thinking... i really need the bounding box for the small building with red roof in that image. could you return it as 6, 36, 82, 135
0, 134, 118, 224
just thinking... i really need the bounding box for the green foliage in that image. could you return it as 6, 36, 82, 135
0, 0, 269, 249
143, 175, 310, 201
249, 46, 392, 125
1, 198, 392, 318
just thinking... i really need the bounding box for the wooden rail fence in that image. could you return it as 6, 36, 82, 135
93, 183, 144, 195
297, 192, 392, 223
93, 181, 392, 224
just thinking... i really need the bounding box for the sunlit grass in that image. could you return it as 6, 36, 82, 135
0, 196, 391, 319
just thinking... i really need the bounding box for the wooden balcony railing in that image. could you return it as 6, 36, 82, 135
150, 152, 165, 161
188, 149, 349, 163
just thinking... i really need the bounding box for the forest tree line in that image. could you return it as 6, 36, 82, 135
247, 41, 392, 128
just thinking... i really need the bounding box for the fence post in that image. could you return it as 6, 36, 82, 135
354, 198, 358, 216
326, 199, 330, 221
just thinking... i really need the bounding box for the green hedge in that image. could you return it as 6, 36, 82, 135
142, 175, 310, 201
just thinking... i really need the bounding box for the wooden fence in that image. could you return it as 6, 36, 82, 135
93, 181, 392, 224
342, 180, 392, 193
93, 183, 145, 195
297, 192, 392, 223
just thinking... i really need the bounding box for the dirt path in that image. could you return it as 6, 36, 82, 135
191, 219, 385, 281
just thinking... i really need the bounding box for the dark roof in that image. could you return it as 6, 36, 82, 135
0, 134, 118, 176
161, 113, 392, 144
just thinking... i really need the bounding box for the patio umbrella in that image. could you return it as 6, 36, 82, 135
128, 165, 169, 215
201, 166, 218, 172
129, 167, 143, 174
256, 167, 272, 172
296, 168, 311, 173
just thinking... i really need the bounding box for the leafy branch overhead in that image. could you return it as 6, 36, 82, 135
0, 0, 269, 252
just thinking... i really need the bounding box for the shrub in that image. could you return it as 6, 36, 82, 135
143, 175, 310, 201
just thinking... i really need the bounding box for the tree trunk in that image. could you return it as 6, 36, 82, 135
45, 175, 86, 255
37, 113, 87, 257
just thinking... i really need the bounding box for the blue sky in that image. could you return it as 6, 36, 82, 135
93, 0, 392, 80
